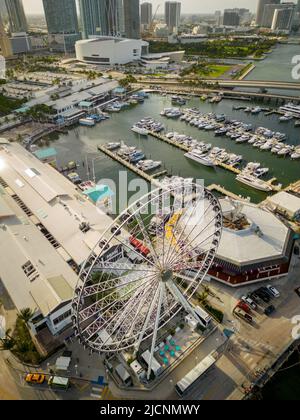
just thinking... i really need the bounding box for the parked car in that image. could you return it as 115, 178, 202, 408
260, 286, 275, 298
249, 293, 262, 305
251, 291, 269, 304
25, 374, 46, 385
241, 296, 257, 310
237, 301, 251, 314
256, 289, 271, 303
234, 308, 253, 324
266, 285, 280, 298
264, 305, 276, 316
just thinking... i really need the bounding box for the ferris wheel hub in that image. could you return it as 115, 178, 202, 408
161, 269, 173, 283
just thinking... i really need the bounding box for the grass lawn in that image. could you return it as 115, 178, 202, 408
196, 64, 232, 78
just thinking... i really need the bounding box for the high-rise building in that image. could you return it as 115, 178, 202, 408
4, 0, 27, 33
0, 0, 8, 22
262, 2, 295, 28
141, 2, 152, 28
272, 6, 295, 31
123, 0, 140, 39
0, 11, 12, 57
214, 10, 222, 27
42, 0, 81, 52
256, 0, 280, 26
165, 1, 181, 33
223, 9, 240, 26
79, 0, 124, 38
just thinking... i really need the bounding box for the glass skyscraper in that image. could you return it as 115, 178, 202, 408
4, 0, 27, 33
42, 0, 79, 34
42, 0, 81, 52
123, 0, 140, 39
79, 0, 124, 38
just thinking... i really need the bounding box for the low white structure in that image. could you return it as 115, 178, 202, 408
0, 140, 114, 340
208, 199, 294, 287
75, 36, 149, 65
266, 191, 300, 220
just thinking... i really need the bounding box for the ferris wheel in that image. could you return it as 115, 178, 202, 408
72, 183, 222, 377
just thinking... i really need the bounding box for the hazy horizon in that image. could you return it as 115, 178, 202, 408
23, 0, 259, 16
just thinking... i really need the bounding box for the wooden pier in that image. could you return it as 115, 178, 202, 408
149, 131, 243, 175
207, 184, 250, 202
97, 145, 162, 188
149, 131, 190, 152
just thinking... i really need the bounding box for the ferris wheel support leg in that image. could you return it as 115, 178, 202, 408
147, 283, 165, 381
166, 280, 199, 321
135, 285, 161, 356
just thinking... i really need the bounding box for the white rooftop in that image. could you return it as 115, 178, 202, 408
0, 193, 78, 316
0, 142, 113, 266
217, 199, 290, 266
266, 191, 300, 217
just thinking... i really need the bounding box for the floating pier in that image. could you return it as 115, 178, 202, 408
149, 131, 190, 152
97, 145, 162, 188
207, 184, 250, 202
149, 131, 244, 175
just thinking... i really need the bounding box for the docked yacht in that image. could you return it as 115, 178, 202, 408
185, 149, 216, 167
251, 107, 262, 115
105, 142, 120, 151
236, 173, 273, 192
131, 125, 149, 136
279, 114, 293, 122
236, 135, 250, 144
254, 167, 269, 177
127, 150, 145, 163
291, 148, 300, 160
136, 160, 162, 171
279, 103, 300, 119
79, 117, 95, 127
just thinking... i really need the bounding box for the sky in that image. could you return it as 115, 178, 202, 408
22, 0, 259, 16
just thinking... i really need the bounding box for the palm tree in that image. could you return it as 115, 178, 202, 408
198, 292, 208, 305
18, 308, 34, 324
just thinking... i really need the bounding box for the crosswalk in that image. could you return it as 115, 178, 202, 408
230, 335, 274, 371
90, 386, 115, 400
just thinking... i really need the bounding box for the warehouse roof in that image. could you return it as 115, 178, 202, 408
0, 142, 113, 266
266, 191, 300, 217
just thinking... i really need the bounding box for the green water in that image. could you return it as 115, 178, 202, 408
46, 44, 300, 399
246, 44, 300, 83
53, 93, 300, 209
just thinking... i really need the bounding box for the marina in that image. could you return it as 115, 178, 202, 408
44, 92, 300, 206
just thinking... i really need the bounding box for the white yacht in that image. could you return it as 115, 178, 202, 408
105, 142, 120, 151
254, 167, 269, 177
279, 114, 293, 122
136, 160, 162, 171
131, 125, 149, 136
279, 103, 300, 119
236, 173, 273, 192
185, 149, 216, 167
291, 148, 300, 160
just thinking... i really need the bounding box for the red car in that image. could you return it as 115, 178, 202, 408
237, 301, 251, 314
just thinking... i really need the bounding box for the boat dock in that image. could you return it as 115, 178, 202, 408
266, 177, 282, 191
149, 131, 243, 175
217, 162, 241, 174
207, 184, 250, 202
285, 179, 300, 194
149, 130, 190, 152
97, 145, 162, 188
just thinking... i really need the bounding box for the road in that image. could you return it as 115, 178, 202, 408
139, 76, 300, 92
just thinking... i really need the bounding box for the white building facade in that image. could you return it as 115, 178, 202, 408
75, 36, 149, 65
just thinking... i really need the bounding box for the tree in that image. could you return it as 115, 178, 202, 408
18, 308, 34, 324
197, 292, 208, 305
